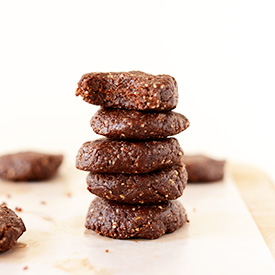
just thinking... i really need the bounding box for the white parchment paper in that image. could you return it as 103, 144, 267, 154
0, 164, 275, 275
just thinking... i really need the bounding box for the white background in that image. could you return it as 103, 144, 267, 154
0, 0, 274, 180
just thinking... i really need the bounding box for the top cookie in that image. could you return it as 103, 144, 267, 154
75, 71, 178, 111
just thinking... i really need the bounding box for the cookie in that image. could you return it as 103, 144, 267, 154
85, 197, 187, 239
91, 108, 190, 140
0, 152, 63, 181
86, 166, 187, 204
182, 155, 225, 182
75, 71, 178, 111
0, 205, 26, 253
76, 138, 184, 174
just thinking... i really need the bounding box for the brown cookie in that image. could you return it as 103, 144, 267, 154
182, 155, 225, 182
86, 166, 187, 204
0, 152, 63, 181
85, 197, 188, 239
91, 108, 190, 140
75, 71, 178, 111
0, 206, 26, 253
76, 138, 184, 174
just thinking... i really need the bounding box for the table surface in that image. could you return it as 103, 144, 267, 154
230, 163, 275, 259
0, 162, 275, 274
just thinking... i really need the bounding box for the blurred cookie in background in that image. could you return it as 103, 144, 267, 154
182, 155, 225, 183
0, 152, 63, 181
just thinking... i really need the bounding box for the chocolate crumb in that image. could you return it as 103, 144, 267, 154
15, 207, 22, 212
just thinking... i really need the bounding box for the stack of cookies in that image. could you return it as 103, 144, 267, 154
75, 71, 190, 239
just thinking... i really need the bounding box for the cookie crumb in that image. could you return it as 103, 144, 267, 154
15, 207, 22, 212
105, 249, 109, 253
66, 192, 72, 197
193, 208, 196, 212
40, 201, 47, 205
23, 266, 28, 270
7, 194, 11, 199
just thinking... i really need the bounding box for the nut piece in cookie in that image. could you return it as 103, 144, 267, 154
0, 152, 63, 181
85, 197, 188, 239
86, 166, 188, 204
182, 155, 225, 182
91, 108, 190, 140
76, 138, 184, 174
76, 71, 178, 111
0, 205, 26, 253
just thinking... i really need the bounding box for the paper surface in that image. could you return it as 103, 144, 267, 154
0, 164, 275, 275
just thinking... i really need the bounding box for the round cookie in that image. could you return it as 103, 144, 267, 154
75, 138, 184, 174
0, 152, 63, 181
76, 71, 178, 111
0, 206, 26, 253
91, 108, 190, 140
86, 166, 187, 204
85, 197, 188, 239
182, 155, 225, 182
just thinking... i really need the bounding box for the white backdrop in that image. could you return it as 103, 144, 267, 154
0, 0, 274, 180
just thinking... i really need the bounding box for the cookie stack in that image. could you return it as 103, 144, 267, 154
75, 71, 190, 239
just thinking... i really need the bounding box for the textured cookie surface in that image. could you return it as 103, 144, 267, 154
85, 197, 187, 239
76, 71, 178, 111
0, 206, 26, 253
87, 166, 187, 204
91, 108, 189, 140
76, 138, 184, 174
0, 152, 63, 181
182, 155, 225, 182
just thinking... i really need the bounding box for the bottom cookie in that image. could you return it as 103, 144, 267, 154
85, 197, 188, 239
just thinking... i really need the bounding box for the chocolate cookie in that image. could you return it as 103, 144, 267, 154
75, 71, 178, 111
91, 108, 190, 140
0, 206, 26, 253
182, 155, 225, 182
87, 166, 187, 204
76, 138, 184, 174
85, 197, 187, 239
0, 152, 63, 181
